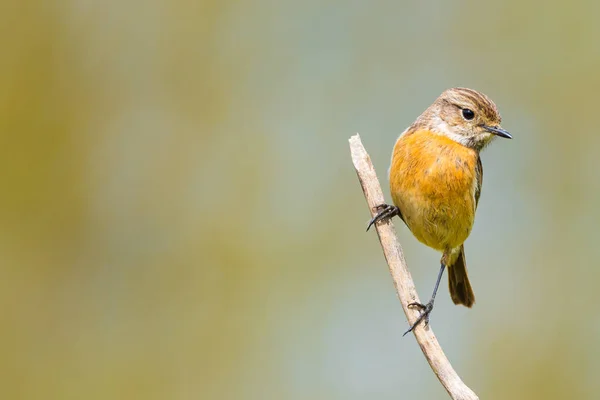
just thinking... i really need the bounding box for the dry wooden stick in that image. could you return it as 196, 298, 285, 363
349, 134, 478, 400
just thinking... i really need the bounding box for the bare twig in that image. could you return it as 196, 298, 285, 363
349, 134, 478, 400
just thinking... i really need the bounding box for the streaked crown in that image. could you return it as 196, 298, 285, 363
440, 88, 500, 122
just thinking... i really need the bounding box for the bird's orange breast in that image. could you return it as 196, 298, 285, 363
389, 129, 478, 251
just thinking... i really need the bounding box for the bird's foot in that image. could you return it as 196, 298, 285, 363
366, 204, 399, 231
403, 300, 434, 336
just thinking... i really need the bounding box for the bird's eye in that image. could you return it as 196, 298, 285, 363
462, 108, 475, 120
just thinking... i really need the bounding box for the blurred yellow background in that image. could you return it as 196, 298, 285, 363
2, 1, 599, 399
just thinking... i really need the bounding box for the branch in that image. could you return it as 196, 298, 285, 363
349, 134, 478, 400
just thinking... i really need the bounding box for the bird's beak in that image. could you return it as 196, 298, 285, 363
483, 125, 512, 139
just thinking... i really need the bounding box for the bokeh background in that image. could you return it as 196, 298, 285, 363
2, 1, 600, 399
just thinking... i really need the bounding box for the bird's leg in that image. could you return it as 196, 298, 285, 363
403, 263, 446, 336
366, 204, 400, 231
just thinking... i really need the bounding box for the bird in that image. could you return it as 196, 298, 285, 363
367, 87, 512, 335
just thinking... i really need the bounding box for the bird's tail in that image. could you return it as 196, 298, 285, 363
448, 245, 475, 307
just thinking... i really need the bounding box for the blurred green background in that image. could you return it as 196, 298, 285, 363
2, 1, 599, 399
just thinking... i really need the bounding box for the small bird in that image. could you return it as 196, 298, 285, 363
367, 87, 512, 335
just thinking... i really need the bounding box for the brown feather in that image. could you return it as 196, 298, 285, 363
448, 245, 475, 307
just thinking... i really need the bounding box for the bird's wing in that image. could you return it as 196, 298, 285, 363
475, 156, 483, 208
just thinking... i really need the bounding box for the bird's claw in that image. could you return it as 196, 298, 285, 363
403, 301, 434, 336
366, 204, 399, 231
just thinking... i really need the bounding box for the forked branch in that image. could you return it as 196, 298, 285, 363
349, 134, 478, 400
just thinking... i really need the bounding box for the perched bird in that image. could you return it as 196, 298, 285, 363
367, 87, 512, 335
